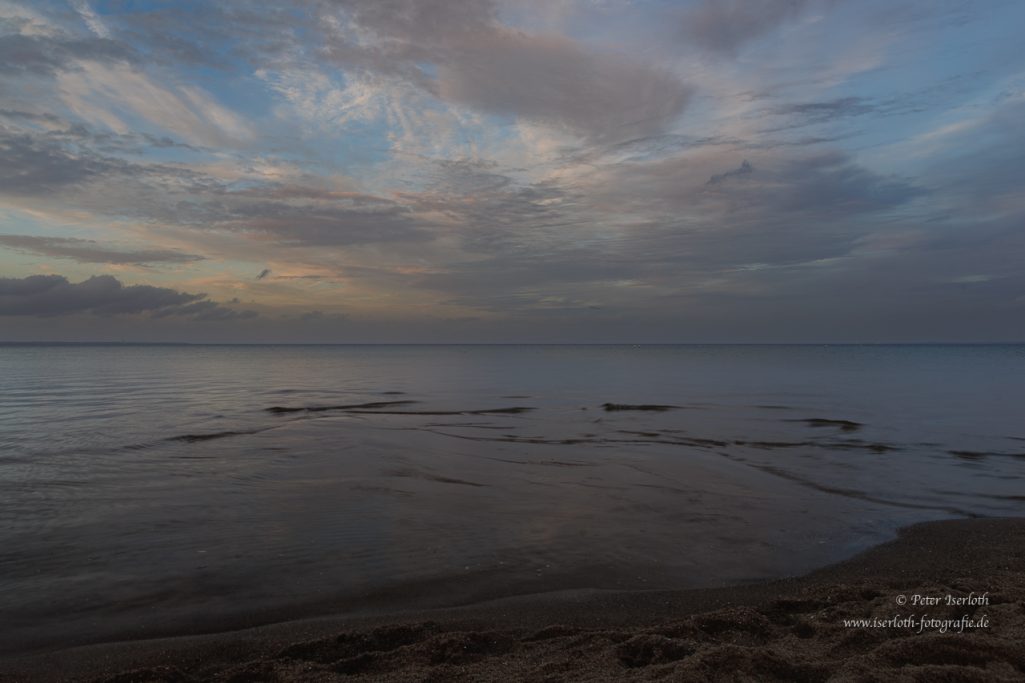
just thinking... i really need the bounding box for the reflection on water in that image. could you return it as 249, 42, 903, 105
1, 344, 1023, 652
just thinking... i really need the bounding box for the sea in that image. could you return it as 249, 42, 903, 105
1, 343, 1023, 653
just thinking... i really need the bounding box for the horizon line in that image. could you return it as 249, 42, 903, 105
2, 341, 1023, 347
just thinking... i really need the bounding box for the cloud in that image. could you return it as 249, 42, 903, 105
0, 108, 63, 125
0, 130, 129, 195
761, 97, 877, 135
0, 32, 137, 76
56, 63, 253, 147
151, 299, 259, 321
766, 151, 926, 214
0, 274, 198, 316
318, 0, 692, 142
680, 0, 810, 57
336, 0, 496, 40
434, 30, 692, 142
405, 173, 579, 255
111, 3, 315, 67
621, 149, 922, 219
0, 234, 204, 265
198, 195, 432, 246
69, 0, 110, 39
0, 110, 203, 154
0, 127, 432, 248
760, 95, 929, 134
0, 274, 255, 319
400, 146, 930, 317
773, 97, 876, 124
297, 310, 348, 322
707, 159, 753, 184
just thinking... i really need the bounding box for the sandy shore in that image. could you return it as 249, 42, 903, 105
2, 517, 1024, 682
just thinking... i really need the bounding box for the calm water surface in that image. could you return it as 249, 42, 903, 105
1, 344, 1023, 652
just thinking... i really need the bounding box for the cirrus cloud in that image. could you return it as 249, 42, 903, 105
0, 234, 204, 265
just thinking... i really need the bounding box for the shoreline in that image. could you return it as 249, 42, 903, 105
3, 517, 1023, 681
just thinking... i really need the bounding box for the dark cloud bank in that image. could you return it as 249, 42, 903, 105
0, 274, 255, 320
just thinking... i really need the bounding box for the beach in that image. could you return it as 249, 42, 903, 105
2, 517, 1023, 681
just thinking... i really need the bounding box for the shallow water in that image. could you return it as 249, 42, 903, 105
1, 344, 1023, 652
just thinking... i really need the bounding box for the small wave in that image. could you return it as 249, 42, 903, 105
602, 403, 679, 412
266, 400, 419, 414
749, 463, 980, 518
489, 457, 593, 467
387, 468, 487, 487
165, 428, 269, 443
949, 450, 1025, 460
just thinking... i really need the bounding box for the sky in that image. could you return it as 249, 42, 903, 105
1, 0, 1023, 343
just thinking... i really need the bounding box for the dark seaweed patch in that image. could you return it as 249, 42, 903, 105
790, 418, 863, 432
491, 458, 593, 467
346, 406, 534, 416
424, 422, 513, 430
472, 406, 534, 414
679, 436, 729, 448
602, 403, 679, 412
739, 441, 813, 449
950, 450, 1025, 460
423, 429, 587, 446
829, 441, 898, 453
738, 438, 896, 453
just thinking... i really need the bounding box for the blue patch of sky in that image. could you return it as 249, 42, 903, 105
834, 1, 1025, 175
0, 210, 59, 240
0, 209, 120, 278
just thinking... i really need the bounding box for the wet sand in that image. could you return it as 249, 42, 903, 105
3, 517, 1023, 682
